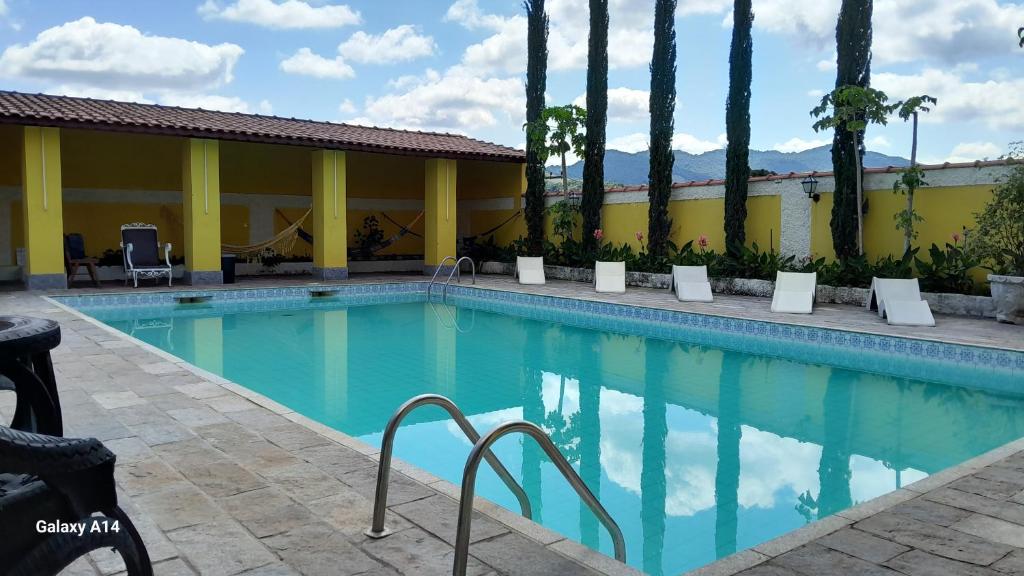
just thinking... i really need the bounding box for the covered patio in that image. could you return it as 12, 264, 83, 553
0, 91, 525, 290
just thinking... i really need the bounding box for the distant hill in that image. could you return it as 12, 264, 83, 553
563, 146, 909, 186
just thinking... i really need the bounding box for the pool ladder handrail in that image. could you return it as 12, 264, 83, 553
426, 256, 458, 298
364, 394, 532, 540
442, 257, 475, 302
452, 420, 626, 576
428, 299, 476, 333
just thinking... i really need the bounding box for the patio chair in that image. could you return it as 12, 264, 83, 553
64, 233, 101, 287
515, 256, 546, 285
120, 224, 172, 288
671, 265, 713, 302
594, 261, 626, 294
771, 271, 816, 314
867, 277, 936, 327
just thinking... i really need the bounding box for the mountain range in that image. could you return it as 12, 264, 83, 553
562, 145, 909, 186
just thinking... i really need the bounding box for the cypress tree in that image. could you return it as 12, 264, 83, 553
524, 0, 549, 255
580, 0, 609, 252
831, 0, 873, 259
724, 0, 753, 257
647, 0, 677, 260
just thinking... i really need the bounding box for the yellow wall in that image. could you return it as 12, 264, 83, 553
459, 160, 524, 247
811, 184, 996, 270
597, 195, 782, 253
0, 124, 21, 187
221, 141, 311, 195
62, 129, 181, 191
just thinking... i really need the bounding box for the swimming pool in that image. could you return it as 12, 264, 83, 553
58, 284, 1024, 575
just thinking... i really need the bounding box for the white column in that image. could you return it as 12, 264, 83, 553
779, 180, 814, 260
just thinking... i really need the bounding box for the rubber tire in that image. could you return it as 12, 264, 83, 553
0, 316, 61, 357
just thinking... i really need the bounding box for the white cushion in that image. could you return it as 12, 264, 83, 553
884, 299, 936, 326
516, 256, 546, 285
677, 282, 713, 302
772, 290, 814, 314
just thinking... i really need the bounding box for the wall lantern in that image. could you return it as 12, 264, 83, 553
801, 175, 820, 202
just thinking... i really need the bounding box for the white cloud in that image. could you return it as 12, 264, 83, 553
257, 99, 273, 114
159, 93, 253, 113
0, 0, 7, 16
867, 135, 891, 149
447, 0, 654, 74
674, 132, 727, 154
197, 0, 360, 29
338, 25, 436, 65
946, 141, 1002, 163
0, 17, 243, 92
773, 137, 829, 153
874, 68, 1024, 131
807, 89, 826, 99
607, 133, 650, 153
816, 58, 835, 72
362, 67, 524, 132
573, 87, 649, 121
338, 98, 357, 115
279, 47, 354, 79
52, 85, 152, 104
677, 0, 731, 16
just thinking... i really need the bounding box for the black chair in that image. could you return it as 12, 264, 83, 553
0, 316, 152, 576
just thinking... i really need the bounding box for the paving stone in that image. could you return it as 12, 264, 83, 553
391, 494, 508, 545
883, 549, 1004, 576
817, 528, 910, 563
889, 497, 973, 527
953, 514, 1024, 548
733, 565, 802, 576
149, 392, 206, 412
307, 487, 413, 537
128, 420, 196, 446
468, 532, 598, 576
359, 526, 492, 576
195, 422, 263, 448
225, 439, 303, 470
992, 549, 1024, 574
134, 484, 222, 531
59, 556, 100, 576
115, 457, 188, 497
93, 390, 148, 409
773, 543, 902, 576
175, 381, 231, 399
104, 436, 156, 465
855, 512, 1013, 565
262, 522, 381, 576
141, 362, 186, 375
167, 406, 230, 427
68, 416, 134, 441
219, 487, 316, 538
259, 424, 332, 451
204, 394, 258, 414
259, 461, 346, 502
293, 443, 376, 477
340, 466, 434, 507
152, 558, 196, 576
235, 563, 302, 576
167, 520, 277, 576
926, 487, 1024, 526
155, 441, 266, 498
111, 404, 172, 426
950, 476, 1024, 501
976, 466, 1024, 487
226, 408, 293, 431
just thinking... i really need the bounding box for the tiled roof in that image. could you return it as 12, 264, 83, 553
598, 158, 1019, 195
0, 91, 525, 163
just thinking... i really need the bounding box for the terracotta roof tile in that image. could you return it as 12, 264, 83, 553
0, 91, 525, 163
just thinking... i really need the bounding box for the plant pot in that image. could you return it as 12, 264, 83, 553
988, 274, 1024, 324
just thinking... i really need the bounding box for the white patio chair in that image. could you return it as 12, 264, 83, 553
121, 223, 172, 288
671, 265, 713, 302
771, 271, 816, 314
867, 277, 936, 327
594, 261, 626, 293
515, 256, 546, 285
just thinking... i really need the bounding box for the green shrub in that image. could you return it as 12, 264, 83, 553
914, 241, 981, 295
974, 162, 1024, 277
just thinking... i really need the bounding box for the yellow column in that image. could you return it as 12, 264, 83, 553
424, 158, 457, 273
311, 150, 348, 280
182, 138, 223, 284
21, 126, 66, 290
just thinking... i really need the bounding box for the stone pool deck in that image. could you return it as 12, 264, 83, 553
2, 274, 1022, 576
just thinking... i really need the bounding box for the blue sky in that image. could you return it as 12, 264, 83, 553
1, 0, 1022, 164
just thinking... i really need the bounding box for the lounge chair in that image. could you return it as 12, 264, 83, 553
771, 271, 816, 314
594, 261, 626, 293
515, 256, 546, 285
671, 265, 713, 302
120, 223, 172, 288
867, 277, 936, 327
64, 233, 101, 287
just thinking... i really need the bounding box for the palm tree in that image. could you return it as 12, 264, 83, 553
580, 0, 609, 253
724, 0, 754, 256
647, 0, 677, 261
524, 0, 549, 255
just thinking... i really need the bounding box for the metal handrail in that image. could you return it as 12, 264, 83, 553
453, 420, 626, 576
427, 256, 458, 298
364, 395, 532, 539
442, 257, 476, 302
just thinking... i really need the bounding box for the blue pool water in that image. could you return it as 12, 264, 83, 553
66, 286, 1024, 575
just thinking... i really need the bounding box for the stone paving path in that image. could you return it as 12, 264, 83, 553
3, 276, 1023, 576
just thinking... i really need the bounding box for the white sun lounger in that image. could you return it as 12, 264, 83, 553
594, 261, 626, 293
671, 265, 713, 302
866, 277, 936, 327
515, 256, 546, 285
771, 271, 816, 314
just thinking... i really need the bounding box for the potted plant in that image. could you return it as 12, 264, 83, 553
975, 159, 1024, 323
